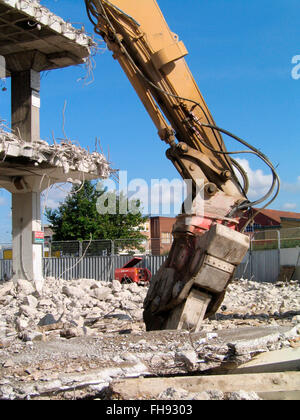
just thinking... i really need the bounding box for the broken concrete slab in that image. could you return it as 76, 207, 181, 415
0, 127, 112, 193
0, 360, 149, 400
0, 324, 299, 400
109, 372, 300, 401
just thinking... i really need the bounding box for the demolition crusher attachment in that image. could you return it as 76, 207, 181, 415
143, 216, 249, 332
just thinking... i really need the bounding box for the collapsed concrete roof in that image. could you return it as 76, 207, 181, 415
0, 0, 94, 74
0, 126, 112, 193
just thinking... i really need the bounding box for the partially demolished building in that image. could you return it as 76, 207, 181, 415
0, 0, 111, 291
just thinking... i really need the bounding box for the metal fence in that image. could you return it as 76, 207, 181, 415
233, 228, 300, 283
44, 227, 300, 256
43, 255, 168, 282
1, 249, 299, 283
234, 249, 282, 283
249, 227, 300, 251
8, 227, 300, 258
45, 238, 165, 257
1, 228, 299, 283
0, 255, 168, 282
0, 259, 12, 281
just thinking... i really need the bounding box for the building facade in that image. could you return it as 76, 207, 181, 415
238, 208, 300, 232
150, 216, 176, 256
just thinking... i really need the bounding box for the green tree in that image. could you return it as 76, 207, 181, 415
45, 181, 148, 253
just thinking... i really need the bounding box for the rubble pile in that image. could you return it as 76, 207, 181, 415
210, 278, 300, 330
223, 278, 300, 315
0, 126, 111, 178
0, 278, 147, 343
0, 277, 299, 400
0, 277, 299, 345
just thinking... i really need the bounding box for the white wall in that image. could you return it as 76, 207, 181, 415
280, 247, 300, 266
280, 247, 300, 280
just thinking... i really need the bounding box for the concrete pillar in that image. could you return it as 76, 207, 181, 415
12, 193, 44, 293
11, 69, 40, 142
11, 69, 44, 292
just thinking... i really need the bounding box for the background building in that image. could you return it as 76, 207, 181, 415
239, 208, 300, 232
150, 217, 176, 256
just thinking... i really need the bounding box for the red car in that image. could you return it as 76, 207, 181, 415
115, 257, 151, 285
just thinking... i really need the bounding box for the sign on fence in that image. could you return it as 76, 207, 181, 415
33, 231, 45, 245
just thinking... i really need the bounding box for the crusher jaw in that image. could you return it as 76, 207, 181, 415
143, 219, 250, 332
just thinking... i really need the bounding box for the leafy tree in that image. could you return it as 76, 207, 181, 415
45, 181, 148, 254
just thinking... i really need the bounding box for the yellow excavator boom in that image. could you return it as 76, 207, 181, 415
84, 0, 278, 331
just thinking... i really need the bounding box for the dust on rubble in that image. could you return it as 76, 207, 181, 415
0, 277, 299, 400
0, 276, 299, 351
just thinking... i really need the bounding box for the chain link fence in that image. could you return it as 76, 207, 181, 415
248, 227, 300, 251
45, 238, 163, 258
0, 238, 170, 259
45, 228, 300, 257
2, 228, 300, 259
280, 227, 300, 249
1, 228, 300, 283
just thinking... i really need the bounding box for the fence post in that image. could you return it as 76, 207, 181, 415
277, 230, 281, 278
249, 233, 253, 279
110, 255, 115, 282
111, 240, 115, 256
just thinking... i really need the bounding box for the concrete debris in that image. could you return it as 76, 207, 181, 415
0, 277, 299, 400
0, 277, 147, 343
0, 126, 111, 179
1, 276, 298, 340
158, 387, 227, 401
227, 391, 262, 401
16, 279, 35, 296
143, 386, 261, 401
0, 277, 298, 345
221, 277, 300, 317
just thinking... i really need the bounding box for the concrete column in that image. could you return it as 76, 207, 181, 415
11, 69, 40, 142
12, 193, 44, 293
11, 69, 44, 292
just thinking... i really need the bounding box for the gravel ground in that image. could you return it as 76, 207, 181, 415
0, 277, 299, 400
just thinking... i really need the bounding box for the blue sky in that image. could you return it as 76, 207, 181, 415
0, 0, 300, 242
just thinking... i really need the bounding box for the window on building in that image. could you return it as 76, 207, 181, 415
245, 223, 262, 233
161, 232, 172, 244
